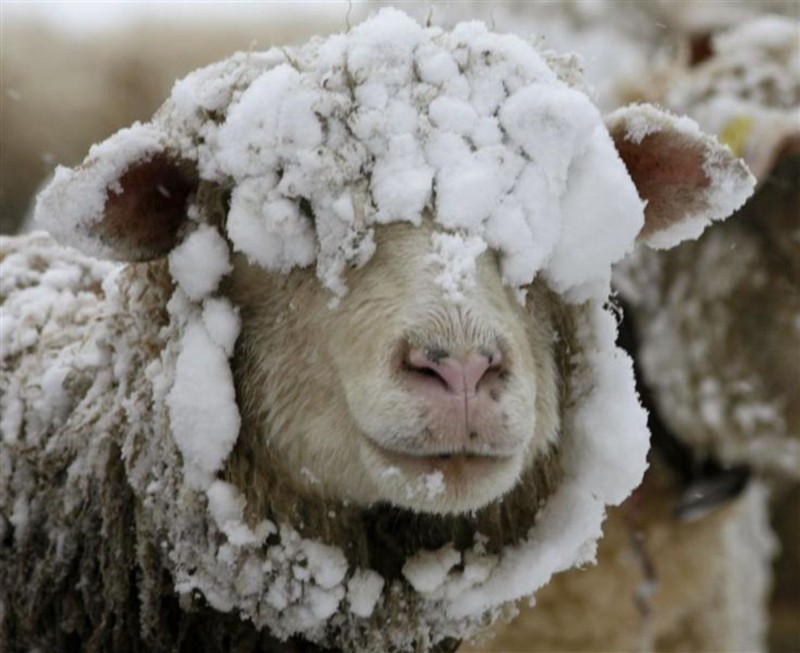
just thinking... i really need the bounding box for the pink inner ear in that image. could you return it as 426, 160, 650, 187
613, 131, 711, 241
98, 154, 197, 262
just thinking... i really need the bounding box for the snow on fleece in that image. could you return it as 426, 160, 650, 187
25, 6, 744, 647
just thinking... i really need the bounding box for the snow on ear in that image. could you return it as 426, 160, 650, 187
35, 123, 198, 261
605, 104, 755, 249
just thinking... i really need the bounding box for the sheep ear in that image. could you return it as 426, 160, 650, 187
606, 104, 755, 249
96, 153, 199, 261
35, 125, 200, 262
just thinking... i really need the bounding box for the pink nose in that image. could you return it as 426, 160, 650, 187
405, 347, 503, 396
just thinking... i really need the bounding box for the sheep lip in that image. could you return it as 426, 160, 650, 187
365, 438, 514, 466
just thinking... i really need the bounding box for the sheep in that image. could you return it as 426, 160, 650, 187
617, 15, 800, 481
0, 10, 754, 653
618, 19, 800, 650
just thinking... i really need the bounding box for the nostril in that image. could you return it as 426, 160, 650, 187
404, 348, 451, 390
406, 362, 449, 387
403, 347, 505, 396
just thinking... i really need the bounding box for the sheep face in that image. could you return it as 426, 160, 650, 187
227, 218, 559, 515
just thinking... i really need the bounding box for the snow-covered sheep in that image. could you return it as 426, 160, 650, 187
0, 10, 754, 653
385, 1, 798, 113
618, 15, 800, 482
623, 22, 800, 646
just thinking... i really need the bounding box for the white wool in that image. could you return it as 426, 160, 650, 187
719, 481, 778, 651
168, 225, 232, 301
714, 14, 799, 55
0, 233, 116, 449
9, 495, 30, 542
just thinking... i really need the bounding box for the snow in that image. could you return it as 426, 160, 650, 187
371, 135, 434, 224
167, 319, 240, 489
34, 123, 167, 260
206, 480, 247, 530
33, 8, 655, 304
403, 544, 462, 594
347, 569, 384, 618
168, 225, 232, 301
665, 15, 799, 181
0, 233, 116, 449
429, 233, 487, 303
226, 176, 318, 273
201, 298, 240, 357
300, 539, 349, 590
545, 125, 644, 300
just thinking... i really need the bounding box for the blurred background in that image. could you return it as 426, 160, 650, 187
2, 2, 798, 651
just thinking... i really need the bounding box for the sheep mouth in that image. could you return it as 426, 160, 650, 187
366, 439, 515, 474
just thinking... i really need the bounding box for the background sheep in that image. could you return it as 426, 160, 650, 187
617, 17, 800, 652
618, 16, 799, 480
0, 10, 754, 653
